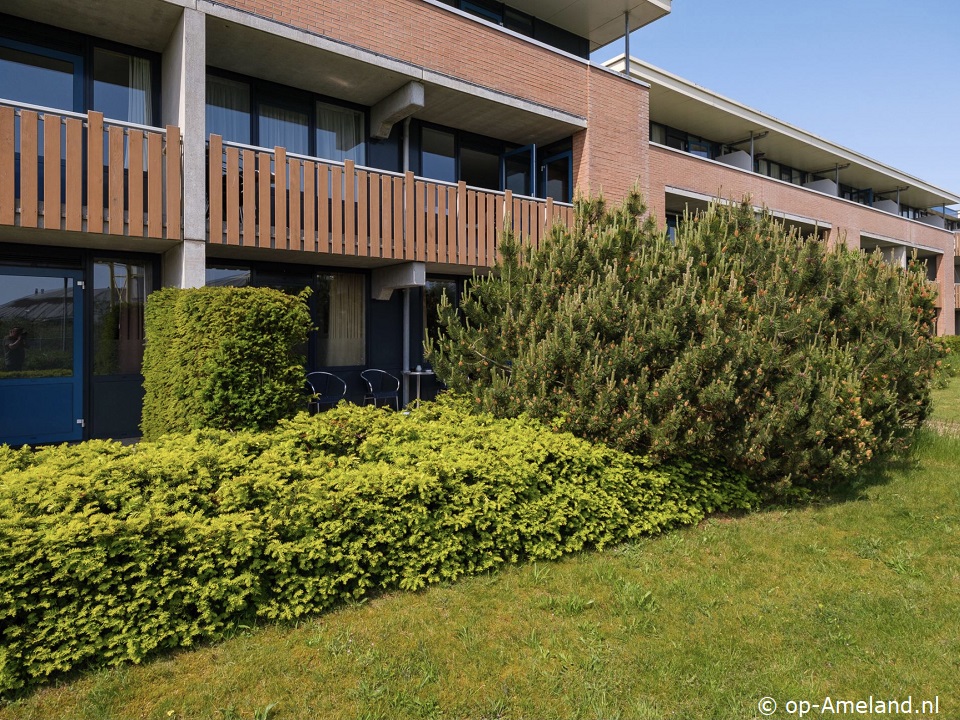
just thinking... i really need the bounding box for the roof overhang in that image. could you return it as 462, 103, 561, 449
505, 0, 671, 51
606, 56, 960, 211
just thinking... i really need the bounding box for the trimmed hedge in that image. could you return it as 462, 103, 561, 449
0, 399, 754, 695
141, 286, 311, 439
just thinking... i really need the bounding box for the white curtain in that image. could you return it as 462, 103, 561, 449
206, 76, 251, 144
127, 56, 152, 126
259, 103, 309, 155
316, 101, 364, 164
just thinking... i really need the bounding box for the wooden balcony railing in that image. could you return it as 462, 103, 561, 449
208, 136, 573, 265
955, 283, 960, 309
0, 100, 181, 240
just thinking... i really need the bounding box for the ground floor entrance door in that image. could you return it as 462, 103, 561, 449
0, 265, 84, 445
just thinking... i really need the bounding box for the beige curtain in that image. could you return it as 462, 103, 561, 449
324, 273, 365, 365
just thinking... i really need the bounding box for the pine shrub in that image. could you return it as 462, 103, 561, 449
427, 192, 943, 493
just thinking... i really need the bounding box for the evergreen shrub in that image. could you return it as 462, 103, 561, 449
427, 192, 943, 493
141, 286, 311, 439
0, 401, 754, 695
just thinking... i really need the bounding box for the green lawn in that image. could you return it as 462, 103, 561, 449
5, 404, 960, 719
930, 374, 960, 427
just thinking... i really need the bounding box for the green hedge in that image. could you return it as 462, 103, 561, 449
141, 286, 311, 439
935, 335, 960, 378
0, 399, 754, 695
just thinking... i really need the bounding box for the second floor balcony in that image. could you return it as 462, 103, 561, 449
207, 136, 574, 269
0, 99, 181, 243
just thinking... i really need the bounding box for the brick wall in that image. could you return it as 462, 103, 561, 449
650, 144, 956, 335
572, 66, 648, 204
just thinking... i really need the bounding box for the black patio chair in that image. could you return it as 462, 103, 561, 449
360, 369, 400, 410
305, 371, 347, 412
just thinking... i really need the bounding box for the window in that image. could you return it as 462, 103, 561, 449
205, 266, 251, 287
316, 101, 365, 164
421, 127, 456, 183
206, 75, 251, 144
92, 48, 153, 125
93, 260, 148, 376
0, 44, 79, 110
316, 273, 365, 366
259, 102, 310, 155
460, 143, 499, 189
424, 278, 460, 342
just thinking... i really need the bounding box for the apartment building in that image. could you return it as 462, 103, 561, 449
0, 0, 956, 447
0, 0, 667, 445
605, 56, 960, 343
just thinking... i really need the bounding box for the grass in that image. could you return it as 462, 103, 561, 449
930, 372, 960, 427
3, 392, 960, 719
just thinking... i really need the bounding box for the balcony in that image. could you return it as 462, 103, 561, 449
0, 100, 181, 241
207, 136, 574, 268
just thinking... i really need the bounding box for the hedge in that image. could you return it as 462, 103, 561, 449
141, 285, 311, 439
0, 398, 754, 695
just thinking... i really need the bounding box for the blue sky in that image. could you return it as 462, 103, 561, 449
591, 0, 960, 206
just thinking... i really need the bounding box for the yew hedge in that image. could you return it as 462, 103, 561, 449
0, 399, 753, 696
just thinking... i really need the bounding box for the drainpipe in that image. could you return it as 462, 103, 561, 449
624, 12, 630, 75
401, 116, 412, 407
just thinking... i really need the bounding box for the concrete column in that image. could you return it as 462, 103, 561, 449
162, 7, 206, 288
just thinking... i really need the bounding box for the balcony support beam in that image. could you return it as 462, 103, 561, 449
371, 82, 425, 140
371, 262, 425, 301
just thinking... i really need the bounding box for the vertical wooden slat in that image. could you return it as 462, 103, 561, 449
258, 152, 271, 247
64, 117, 83, 231
165, 125, 181, 240
274, 147, 286, 250
404, 171, 415, 260
318, 164, 330, 252
107, 126, 124, 235
20, 110, 39, 228
344, 160, 355, 255
289, 158, 302, 251
434, 185, 446, 264
427, 183, 437, 263
446, 186, 457, 264
544, 197, 554, 243
0, 107, 13, 225
494, 195, 505, 263
43, 114, 61, 229
127, 131, 143, 237
147, 130, 162, 238
303, 160, 316, 252
225, 146, 240, 245
87, 111, 104, 233
415, 181, 426, 261
457, 181, 468, 265
392, 176, 403, 259
368, 173, 380, 257
208, 135, 222, 243
357, 169, 368, 257
242, 148, 256, 247
331, 164, 343, 254
466, 190, 477, 266
484, 194, 495, 266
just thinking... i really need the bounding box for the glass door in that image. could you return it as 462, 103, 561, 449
503, 144, 536, 197
0, 266, 84, 445
539, 149, 572, 203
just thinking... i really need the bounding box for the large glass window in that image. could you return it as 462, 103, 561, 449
0, 274, 74, 378
316, 273, 365, 366
0, 44, 78, 110
92, 48, 153, 125
421, 127, 456, 183
424, 278, 459, 342
460, 144, 499, 190
316, 101, 365, 164
92, 260, 148, 376
259, 102, 310, 155
205, 266, 252, 287
206, 75, 251, 144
